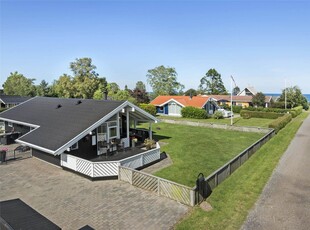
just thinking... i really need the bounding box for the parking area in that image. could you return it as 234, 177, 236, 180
0, 154, 189, 229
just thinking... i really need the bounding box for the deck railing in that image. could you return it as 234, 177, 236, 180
60, 142, 161, 178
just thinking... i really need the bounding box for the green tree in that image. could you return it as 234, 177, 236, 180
199, 69, 227, 95
52, 74, 74, 98
135, 81, 146, 91
3, 71, 36, 96
252, 92, 266, 107
279, 86, 308, 109
69, 58, 103, 98
109, 90, 137, 104
92, 78, 108, 100
184, 88, 198, 96
146, 65, 184, 97
36, 80, 50, 96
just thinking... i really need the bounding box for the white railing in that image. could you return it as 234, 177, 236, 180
119, 142, 161, 169
61, 154, 120, 177
60, 142, 161, 178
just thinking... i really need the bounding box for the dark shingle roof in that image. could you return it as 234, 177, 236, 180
0, 97, 124, 152
0, 95, 31, 104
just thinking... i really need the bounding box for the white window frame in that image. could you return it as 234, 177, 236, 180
107, 121, 118, 139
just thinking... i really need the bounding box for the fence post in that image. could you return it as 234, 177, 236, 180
190, 189, 195, 206
91, 163, 94, 178
130, 170, 133, 185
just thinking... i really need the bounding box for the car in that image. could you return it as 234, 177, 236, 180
217, 108, 234, 118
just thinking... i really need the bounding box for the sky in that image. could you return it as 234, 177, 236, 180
0, 0, 309, 94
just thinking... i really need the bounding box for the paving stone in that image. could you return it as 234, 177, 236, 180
0, 156, 189, 229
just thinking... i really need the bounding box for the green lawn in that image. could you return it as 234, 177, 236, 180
140, 122, 264, 187
158, 116, 273, 128
176, 112, 309, 230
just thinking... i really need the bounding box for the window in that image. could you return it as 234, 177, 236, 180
158, 106, 164, 112
108, 121, 118, 139
70, 142, 79, 150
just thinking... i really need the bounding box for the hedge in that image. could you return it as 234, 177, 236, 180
290, 106, 303, 117
240, 110, 285, 119
268, 113, 292, 133
242, 107, 290, 113
139, 104, 156, 116
181, 106, 209, 119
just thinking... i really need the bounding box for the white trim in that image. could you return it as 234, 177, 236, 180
157, 98, 185, 108
16, 139, 55, 154
0, 117, 39, 129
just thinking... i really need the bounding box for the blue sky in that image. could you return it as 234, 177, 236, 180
1, 0, 309, 93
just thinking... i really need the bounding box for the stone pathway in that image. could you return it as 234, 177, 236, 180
0, 156, 189, 229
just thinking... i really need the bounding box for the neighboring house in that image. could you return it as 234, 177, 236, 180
0, 97, 160, 178
210, 95, 272, 108
0, 95, 31, 108
150, 95, 219, 116
237, 87, 258, 96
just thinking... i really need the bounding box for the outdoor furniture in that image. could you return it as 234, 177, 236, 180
115, 138, 125, 152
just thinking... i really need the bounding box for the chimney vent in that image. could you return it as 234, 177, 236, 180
56, 104, 62, 109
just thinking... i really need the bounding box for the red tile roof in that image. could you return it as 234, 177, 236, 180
150, 95, 210, 108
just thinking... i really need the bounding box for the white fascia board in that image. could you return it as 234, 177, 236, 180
0, 117, 39, 128
124, 101, 160, 123
16, 139, 55, 154
158, 99, 185, 108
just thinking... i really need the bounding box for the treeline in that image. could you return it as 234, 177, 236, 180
2, 57, 309, 109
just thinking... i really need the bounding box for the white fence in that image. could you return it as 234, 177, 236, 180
119, 166, 195, 206
60, 143, 161, 178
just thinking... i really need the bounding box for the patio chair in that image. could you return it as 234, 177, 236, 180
115, 139, 125, 152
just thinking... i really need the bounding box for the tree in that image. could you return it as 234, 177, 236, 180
233, 86, 240, 96
199, 69, 227, 95
92, 78, 108, 100
131, 81, 149, 104
36, 80, 50, 96
52, 74, 74, 98
3, 71, 36, 96
252, 92, 266, 107
146, 65, 184, 97
279, 86, 308, 109
109, 90, 137, 104
184, 88, 198, 96
69, 57, 104, 99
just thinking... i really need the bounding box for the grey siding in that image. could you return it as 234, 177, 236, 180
32, 149, 60, 166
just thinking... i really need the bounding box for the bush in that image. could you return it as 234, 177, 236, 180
269, 113, 292, 133
242, 107, 290, 113
240, 110, 284, 119
232, 106, 242, 113
181, 106, 209, 119
290, 106, 303, 117
139, 104, 156, 116
213, 111, 224, 119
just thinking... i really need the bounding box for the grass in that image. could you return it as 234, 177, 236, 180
139, 122, 264, 187
176, 112, 309, 230
158, 115, 274, 128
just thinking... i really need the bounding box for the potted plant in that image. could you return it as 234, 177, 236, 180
144, 138, 156, 150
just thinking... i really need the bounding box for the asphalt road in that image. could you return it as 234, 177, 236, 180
242, 114, 310, 230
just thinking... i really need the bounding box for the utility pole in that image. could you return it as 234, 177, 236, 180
285, 79, 287, 109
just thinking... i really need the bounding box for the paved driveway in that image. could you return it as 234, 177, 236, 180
0, 157, 188, 229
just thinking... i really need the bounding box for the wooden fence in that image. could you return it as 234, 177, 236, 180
204, 128, 275, 190
119, 166, 195, 206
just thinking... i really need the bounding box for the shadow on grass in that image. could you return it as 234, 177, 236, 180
153, 134, 171, 141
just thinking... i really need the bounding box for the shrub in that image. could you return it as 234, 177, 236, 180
290, 106, 303, 117
240, 110, 284, 119
269, 113, 292, 133
242, 107, 290, 113
213, 111, 224, 119
232, 106, 242, 113
181, 106, 208, 119
139, 104, 156, 116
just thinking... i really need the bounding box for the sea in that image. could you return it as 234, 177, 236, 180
266, 93, 310, 102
